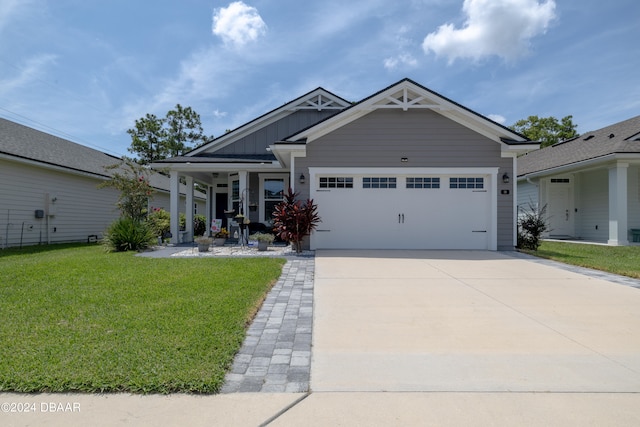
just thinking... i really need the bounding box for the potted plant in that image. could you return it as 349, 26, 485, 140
195, 235, 213, 252
249, 232, 275, 251
213, 228, 229, 246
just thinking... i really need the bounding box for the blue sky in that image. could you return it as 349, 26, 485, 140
1, 0, 639, 157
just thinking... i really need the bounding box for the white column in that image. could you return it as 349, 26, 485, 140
185, 175, 194, 241
169, 172, 180, 245
206, 185, 214, 236
239, 171, 248, 216
608, 162, 629, 245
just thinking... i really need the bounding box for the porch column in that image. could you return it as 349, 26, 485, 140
169, 171, 180, 245
206, 185, 213, 236
608, 162, 629, 245
185, 176, 194, 241
239, 171, 248, 216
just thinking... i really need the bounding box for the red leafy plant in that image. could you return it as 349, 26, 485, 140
272, 188, 321, 253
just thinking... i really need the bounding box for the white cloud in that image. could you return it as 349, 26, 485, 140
384, 53, 418, 70
422, 0, 556, 63
487, 114, 506, 124
0, 54, 57, 95
212, 1, 267, 48
212, 109, 227, 119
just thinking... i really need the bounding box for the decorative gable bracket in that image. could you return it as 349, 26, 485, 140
372, 87, 444, 111
291, 94, 349, 111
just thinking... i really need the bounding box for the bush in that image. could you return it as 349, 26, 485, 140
194, 214, 207, 236
147, 208, 171, 238
103, 218, 156, 252
273, 188, 321, 253
517, 203, 549, 251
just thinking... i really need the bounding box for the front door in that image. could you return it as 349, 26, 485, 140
547, 179, 574, 237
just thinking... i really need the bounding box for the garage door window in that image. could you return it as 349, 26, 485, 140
319, 177, 353, 188
363, 177, 396, 189
450, 177, 484, 189
406, 177, 440, 189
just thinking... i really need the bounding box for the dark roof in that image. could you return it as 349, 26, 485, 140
156, 153, 277, 163
0, 118, 184, 194
518, 115, 640, 176
0, 117, 120, 177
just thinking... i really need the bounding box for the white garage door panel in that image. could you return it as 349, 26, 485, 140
312, 172, 492, 250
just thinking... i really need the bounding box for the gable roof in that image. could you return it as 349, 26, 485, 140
518, 115, 640, 177
185, 87, 351, 157
283, 78, 534, 148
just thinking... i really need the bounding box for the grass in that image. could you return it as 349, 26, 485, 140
0, 243, 286, 394
522, 241, 640, 279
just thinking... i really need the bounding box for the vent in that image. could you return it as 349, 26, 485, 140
609, 133, 615, 138
583, 135, 594, 141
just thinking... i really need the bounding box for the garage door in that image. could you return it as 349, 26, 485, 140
310, 168, 496, 250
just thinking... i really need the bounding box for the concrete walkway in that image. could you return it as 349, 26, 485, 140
3, 250, 640, 426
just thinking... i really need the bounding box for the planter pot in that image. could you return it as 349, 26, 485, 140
214, 238, 227, 246
257, 241, 269, 251
197, 243, 210, 252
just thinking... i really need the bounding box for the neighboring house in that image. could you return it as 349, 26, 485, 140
0, 118, 205, 248
155, 78, 538, 250
517, 115, 640, 245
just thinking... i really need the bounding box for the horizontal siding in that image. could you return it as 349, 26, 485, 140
296, 109, 515, 249
577, 169, 608, 242
1, 159, 203, 248
517, 181, 539, 210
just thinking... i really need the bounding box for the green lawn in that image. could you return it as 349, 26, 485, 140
523, 241, 640, 279
0, 244, 286, 394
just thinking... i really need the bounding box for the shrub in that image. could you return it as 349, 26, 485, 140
517, 203, 549, 251
147, 208, 171, 237
194, 214, 207, 236
103, 218, 156, 252
273, 188, 321, 253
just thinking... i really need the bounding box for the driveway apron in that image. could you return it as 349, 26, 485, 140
311, 250, 640, 393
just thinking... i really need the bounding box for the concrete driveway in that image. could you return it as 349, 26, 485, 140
312, 250, 640, 393
269, 249, 640, 426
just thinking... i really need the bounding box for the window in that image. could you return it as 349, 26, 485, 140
407, 177, 440, 189
231, 179, 240, 213
319, 177, 353, 188
450, 177, 484, 189
263, 178, 285, 220
363, 177, 396, 189
551, 178, 570, 183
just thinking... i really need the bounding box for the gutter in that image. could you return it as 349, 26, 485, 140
518, 153, 640, 181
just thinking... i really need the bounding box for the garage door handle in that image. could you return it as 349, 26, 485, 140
472, 230, 487, 233
402, 214, 404, 223
398, 214, 405, 224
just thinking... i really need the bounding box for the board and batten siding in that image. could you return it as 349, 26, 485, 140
628, 166, 640, 232
214, 110, 340, 156
295, 109, 515, 249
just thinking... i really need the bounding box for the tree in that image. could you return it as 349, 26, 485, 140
127, 105, 213, 164
127, 114, 167, 165
272, 188, 321, 253
510, 115, 578, 148
165, 104, 211, 157
98, 158, 154, 222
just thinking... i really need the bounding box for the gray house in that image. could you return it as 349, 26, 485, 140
518, 115, 640, 245
0, 118, 205, 248
155, 78, 538, 250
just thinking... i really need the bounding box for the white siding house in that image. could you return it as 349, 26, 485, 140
0, 118, 205, 248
